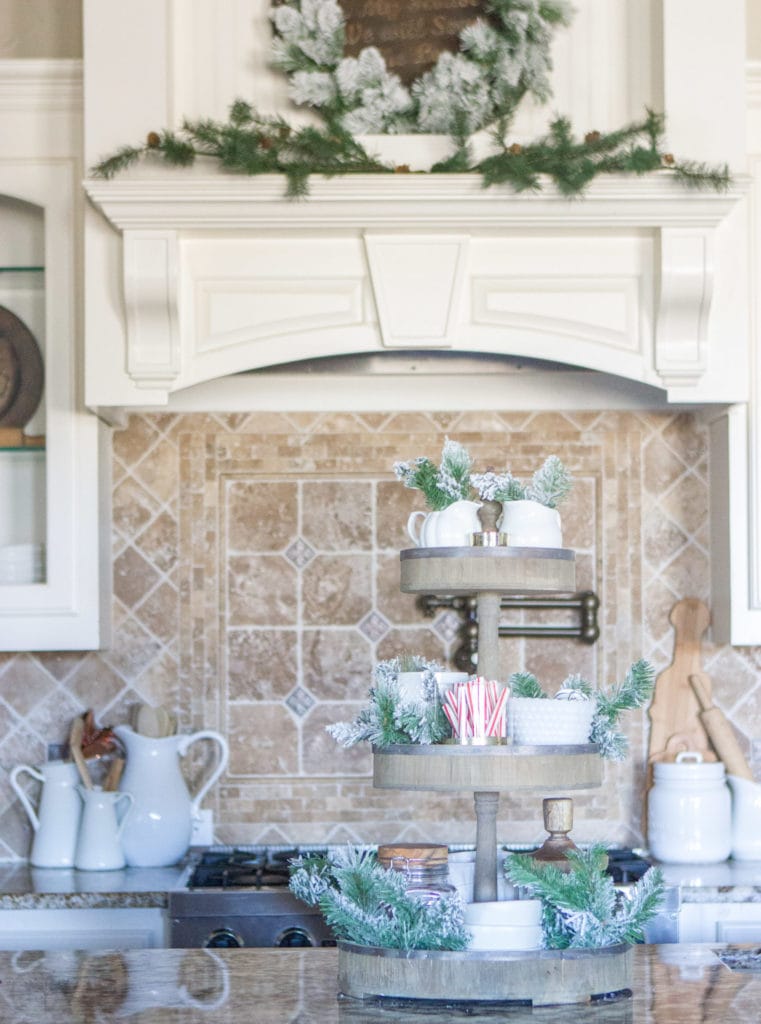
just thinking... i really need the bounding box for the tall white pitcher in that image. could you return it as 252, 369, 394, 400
10, 760, 82, 868
114, 726, 229, 867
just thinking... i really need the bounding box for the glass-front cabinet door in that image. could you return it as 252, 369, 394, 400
0, 160, 106, 651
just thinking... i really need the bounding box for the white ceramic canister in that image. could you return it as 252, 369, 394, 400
647, 752, 732, 864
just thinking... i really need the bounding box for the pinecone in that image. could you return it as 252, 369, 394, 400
508, 143, 522, 156
146, 131, 161, 148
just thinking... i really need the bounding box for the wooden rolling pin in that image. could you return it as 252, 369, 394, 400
689, 672, 754, 780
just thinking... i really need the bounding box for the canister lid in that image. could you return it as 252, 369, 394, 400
653, 751, 726, 780
377, 844, 448, 868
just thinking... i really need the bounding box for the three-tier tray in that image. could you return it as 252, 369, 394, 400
338, 539, 632, 1006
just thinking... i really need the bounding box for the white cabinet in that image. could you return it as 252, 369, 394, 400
0, 61, 108, 650
0, 907, 167, 950
679, 902, 761, 943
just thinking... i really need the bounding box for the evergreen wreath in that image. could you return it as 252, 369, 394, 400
92, 0, 731, 197
270, 0, 571, 139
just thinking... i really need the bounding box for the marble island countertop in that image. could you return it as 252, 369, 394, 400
2, 945, 761, 1023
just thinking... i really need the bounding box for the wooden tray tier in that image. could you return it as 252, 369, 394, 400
400, 545, 575, 596
373, 744, 603, 793
338, 941, 633, 1007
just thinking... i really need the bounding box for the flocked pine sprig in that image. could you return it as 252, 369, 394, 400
326, 657, 451, 748
589, 659, 655, 761
289, 846, 469, 951
504, 844, 664, 948
509, 670, 546, 699
471, 456, 571, 507
394, 438, 474, 511
526, 455, 573, 508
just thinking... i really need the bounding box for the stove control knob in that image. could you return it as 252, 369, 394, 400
277, 927, 313, 948
204, 928, 244, 948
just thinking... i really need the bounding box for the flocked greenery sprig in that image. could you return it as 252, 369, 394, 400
327, 657, 451, 747
90, 1, 731, 199
509, 659, 655, 760
394, 438, 474, 511
289, 845, 469, 950
471, 454, 572, 508
504, 844, 664, 948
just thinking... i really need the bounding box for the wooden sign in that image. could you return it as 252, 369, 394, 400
341, 0, 490, 85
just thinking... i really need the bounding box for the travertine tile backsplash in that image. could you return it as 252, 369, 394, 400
1, 409, 760, 859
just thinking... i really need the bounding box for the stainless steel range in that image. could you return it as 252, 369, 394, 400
169, 846, 338, 949
169, 844, 660, 949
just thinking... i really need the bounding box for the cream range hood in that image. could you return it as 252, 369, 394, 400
83, 169, 749, 415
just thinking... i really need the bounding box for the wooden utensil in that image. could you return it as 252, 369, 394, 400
103, 756, 125, 792
69, 716, 93, 790
689, 671, 754, 780
647, 597, 717, 764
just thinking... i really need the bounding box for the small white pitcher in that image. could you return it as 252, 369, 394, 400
74, 787, 134, 871
407, 500, 482, 548
500, 499, 563, 548
10, 760, 82, 868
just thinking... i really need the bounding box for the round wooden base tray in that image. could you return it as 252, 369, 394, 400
400, 545, 575, 596
338, 941, 632, 1007
373, 744, 603, 792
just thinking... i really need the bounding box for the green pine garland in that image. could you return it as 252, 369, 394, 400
90, 4, 731, 198
504, 844, 665, 948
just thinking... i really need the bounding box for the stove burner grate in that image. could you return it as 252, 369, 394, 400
188, 847, 329, 889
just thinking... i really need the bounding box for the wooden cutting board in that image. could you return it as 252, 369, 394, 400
647, 597, 717, 764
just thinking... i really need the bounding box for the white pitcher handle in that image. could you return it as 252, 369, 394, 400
179, 730, 230, 815
9, 765, 44, 832
115, 792, 134, 837
407, 510, 426, 546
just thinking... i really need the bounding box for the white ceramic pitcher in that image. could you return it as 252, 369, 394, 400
114, 725, 229, 867
406, 499, 482, 548
10, 760, 82, 868
74, 787, 134, 871
726, 774, 761, 860
500, 499, 563, 548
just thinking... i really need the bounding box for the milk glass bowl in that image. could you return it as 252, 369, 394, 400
509, 696, 595, 745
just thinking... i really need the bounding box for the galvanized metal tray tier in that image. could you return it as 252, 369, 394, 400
399, 545, 575, 596
373, 743, 603, 793
338, 941, 633, 1007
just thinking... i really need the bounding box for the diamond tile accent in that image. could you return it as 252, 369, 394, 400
285, 686, 316, 717
433, 610, 462, 644
358, 611, 391, 642
285, 538, 316, 569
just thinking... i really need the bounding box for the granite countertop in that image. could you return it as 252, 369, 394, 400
2, 945, 761, 1023
0, 861, 190, 909
2, 855, 761, 911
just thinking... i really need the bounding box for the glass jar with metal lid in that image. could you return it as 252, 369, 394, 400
377, 843, 456, 906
